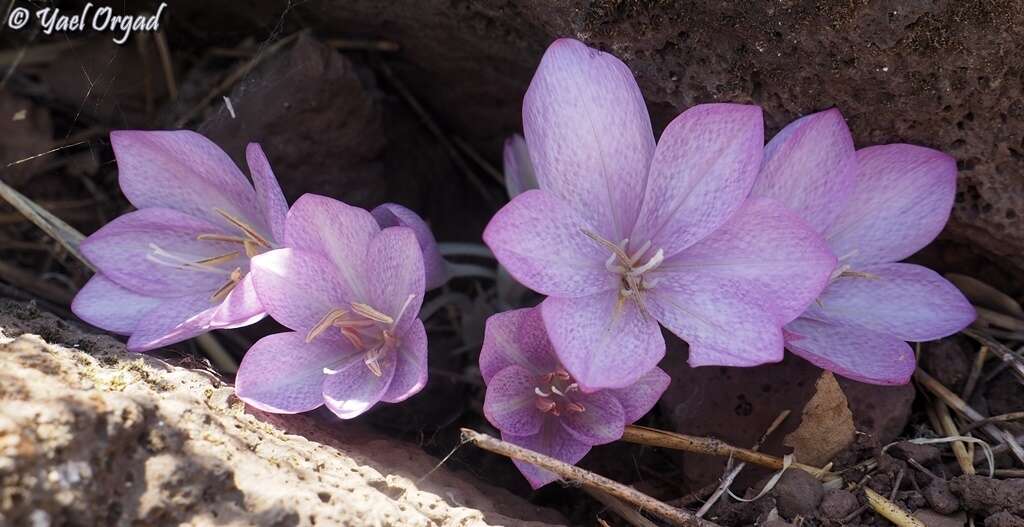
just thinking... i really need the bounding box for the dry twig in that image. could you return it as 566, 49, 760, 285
934, 400, 975, 475
460, 428, 720, 527
915, 368, 1024, 465
864, 487, 924, 527
621, 425, 835, 480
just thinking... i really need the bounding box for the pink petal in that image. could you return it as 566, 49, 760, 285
71, 274, 163, 335
805, 263, 976, 341
210, 272, 266, 328
523, 38, 655, 240
630, 104, 764, 257
541, 291, 665, 391
648, 278, 783, 367
503, 134, 538, 198
111, 130, 263, 230
785, 317, 916, 385
125, 293, 218, 352
246, 143, 288, 244
371, 203, 446, 290
479, 307, 558, 383
826, 144, 957, 266
484, 365, 545, 436
235, 331, 350, 413
503, 424, 590, 489
363, 226, 425, 335
80, 208, 237, 297
664, 198, 836, 324
322, 347, 397, 419
484, 190, 616, 297
381, 319, 429, 403
750, 109, 857, 231
559, 390, 625, 445
608, 367, 671, 423
249, 248, 350, 334
284, 194, 380, 299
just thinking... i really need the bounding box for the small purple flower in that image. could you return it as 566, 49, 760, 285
72, 131, 288, 351
480, 307, 669, 488
750, 109, 976, 385
484, 39, 836, 391
371, 203, 447, 290
235, 194, 427, 419
503, 134, 537, 198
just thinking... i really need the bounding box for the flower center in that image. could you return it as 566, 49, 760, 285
307, 295, 417, 377
533, 366, 584, 416
582, 230, 664, 317
145, 208, 274, 303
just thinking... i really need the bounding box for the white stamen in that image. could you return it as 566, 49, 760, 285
392, 294, 417, 329
630, 248, 664, 276
534, 387, 551, 397
550, 385, 565, 396
628, 240, 652, 265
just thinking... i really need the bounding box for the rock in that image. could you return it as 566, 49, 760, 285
923, 478, 961, 515
915, 509, 968, 527
987, 511, 1024, 527
889, 442, 942, 466
0, 300, 564, 527
920, 336, 973, 393
772, 469, 824, 519
660, 342, 914, 489
950, 475, 1024, 516
163, 0, 1024, 281
197, 32, 491, 244
819, 489, 859, 520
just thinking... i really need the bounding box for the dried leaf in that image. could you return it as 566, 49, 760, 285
783, 372, 855, 466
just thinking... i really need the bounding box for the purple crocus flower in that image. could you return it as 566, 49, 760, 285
72, 131, 287, 351
503, 134, 537, 198
750, 109, 976, 384
481, 307, 669, 488
484, 38, 837, 390
371, 203, 447, 290
234, 194, 427, 419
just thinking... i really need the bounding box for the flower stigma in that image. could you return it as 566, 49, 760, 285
533, 366, 584, 416
581, 229, 664, 317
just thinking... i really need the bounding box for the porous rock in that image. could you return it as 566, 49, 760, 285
819, 489, 859, 520
950, 475, 1024, 517
0, 300, 563, 527
772, 469, 824, 520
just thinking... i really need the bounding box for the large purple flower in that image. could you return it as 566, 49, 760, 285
235, 194, 428, 419
750, 109, 976, 385
484, 38, 836, 390
72, 131, 288, 351
481, 307, 669, 488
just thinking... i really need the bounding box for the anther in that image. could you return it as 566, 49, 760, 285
306, 308, 348, 343
214, 208, 272, 248
566, 402, 586, 413
536, 398, 557, 413
351, 302, 394, 325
